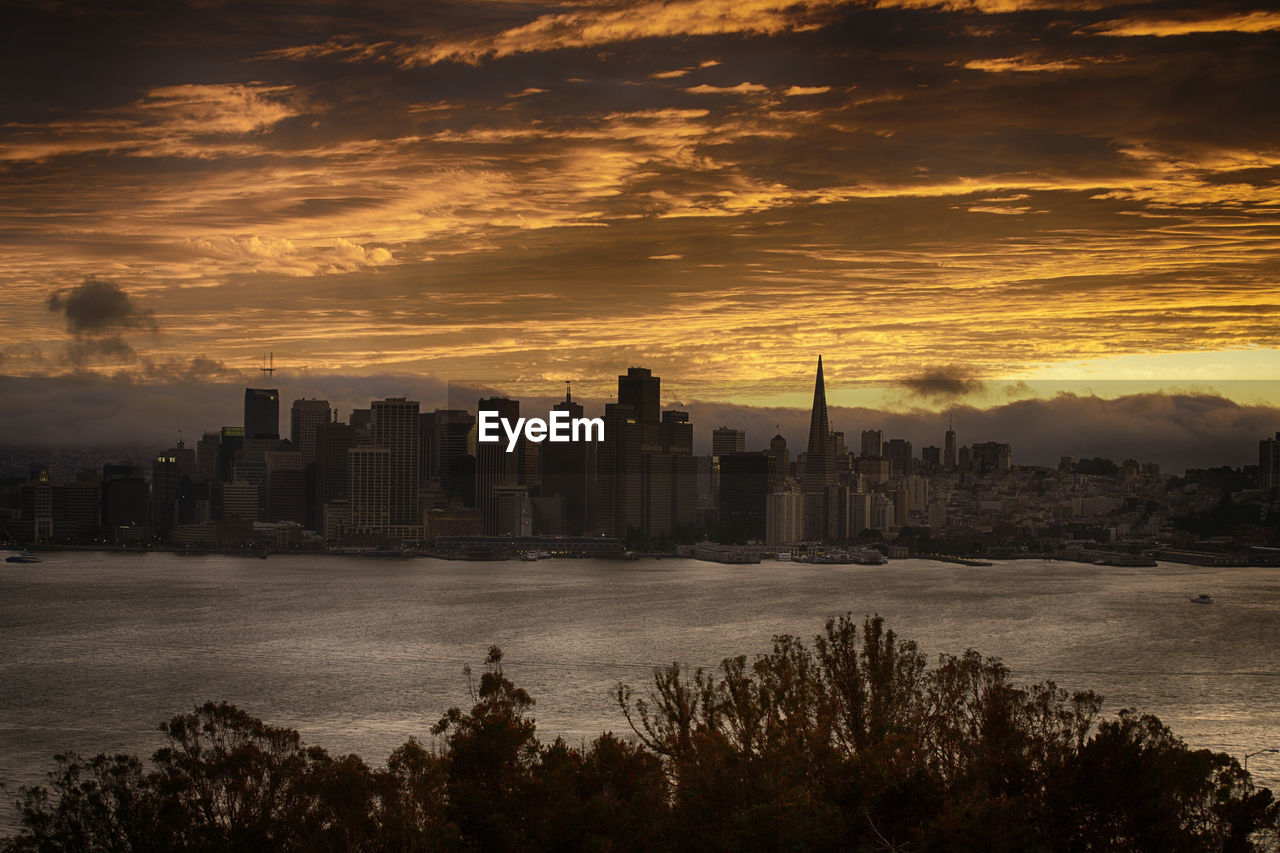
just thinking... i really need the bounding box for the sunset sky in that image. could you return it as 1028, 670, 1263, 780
1, 0, 1278, 457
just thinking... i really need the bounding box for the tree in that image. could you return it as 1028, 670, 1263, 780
431, 646, 540, 850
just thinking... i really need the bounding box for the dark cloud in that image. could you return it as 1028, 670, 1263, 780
47, 279, 157, 336
901, 368, 986, 400
65, 335, 136, 367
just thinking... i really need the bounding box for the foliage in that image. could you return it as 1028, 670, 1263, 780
5, 619, 1278, 852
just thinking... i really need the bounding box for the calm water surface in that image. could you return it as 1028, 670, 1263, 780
2, 552, 1278, 822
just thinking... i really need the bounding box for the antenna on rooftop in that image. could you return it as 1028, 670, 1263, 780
260, 352, 275, 378
565, 379, 572, 402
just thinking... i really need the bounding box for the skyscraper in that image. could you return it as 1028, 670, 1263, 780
541, 388, 595, 535
422, 409, 475, 502
641, 410, 697, 538
1260, 432, 1279, 491
476, 397, 521, 535
290, 398, 331, 464
859, 429, 883, 460
712, 427, 746, 456
719, 452, 773, 543
944, 418, 957, 469
618, 367, 661, 448
372, 398, 421, 529
884, 438, 913, 478
595, 402, 641, 538
349, 446, 390, 536
244, 388, 280, 440
802, 356, 834, 539
767, 434, 790, 486
314, 418, 354, 532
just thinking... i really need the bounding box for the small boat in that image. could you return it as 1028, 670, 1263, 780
6, 551, 40, 564
775, 551, 793, 562
1189, 594, 1213, 605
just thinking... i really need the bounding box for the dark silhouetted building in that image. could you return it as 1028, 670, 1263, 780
884, 438, 913, 478
712, 427, 746, 456
803, 356, 834, 539
971, 441, 1012, 473
244, 388, 280, 440
290, 399, 331, 464
720, 452, 772, 543
1261, 432, 1280, 490
922, 445, 941, 469
102, 465, 148, 540
476, 397, 521, 535
421, 409, 475, 503
860, 429, 883, 460
314, 418, 355, 530
151, 450, 180, 539
541, 389, 595, 535
265, 448, 306, 523
596, 403, 641, 538
660, 410, 693, 455
619, 367, 661, 448
372, 397, 420, 530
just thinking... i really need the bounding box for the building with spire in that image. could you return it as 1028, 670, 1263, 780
803, 356, 834, 539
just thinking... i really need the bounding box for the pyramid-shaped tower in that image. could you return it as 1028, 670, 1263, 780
803, 355, 834, 494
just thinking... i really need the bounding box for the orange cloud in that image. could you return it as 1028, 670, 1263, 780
1092, 10, 1280, 37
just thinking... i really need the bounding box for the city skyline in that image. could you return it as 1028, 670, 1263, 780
4, 357, 1274, 563
1, 0, 1278, 414
1, 364, 1278, 472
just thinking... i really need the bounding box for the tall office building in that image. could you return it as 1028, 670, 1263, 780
151, 451, 180, 538
265, 448, 306, 523
640, 410, 697, 538
802, 356, 834, 539
712, 427, 746, 456
421, 409, 475, 502
244, 388, 280, 440
595, 403, 641, 538
476, 397, 521, 535
618, 367, 661, 448
944, 419, 957, 469
349, 446, 390, 536
849, 492, 871, 537
767, 434, 789, 486
660, 410, 694, 455
719, 452, 773, 543
290, 399, 331, 464
541, 389, 595, 535
766, 490, 804, 546
196, 431, 221, 482
1261, 432, 1280, 490
102, 464, 148, 539
860, 429, 883, 460
313, 419, 354, 533
216, 427, 245, 482
884, 438, 913, 479
831, 431, 852, 475
350, 409, 373, 445
372, 398, 421, 528
971, 442, 1012, 473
